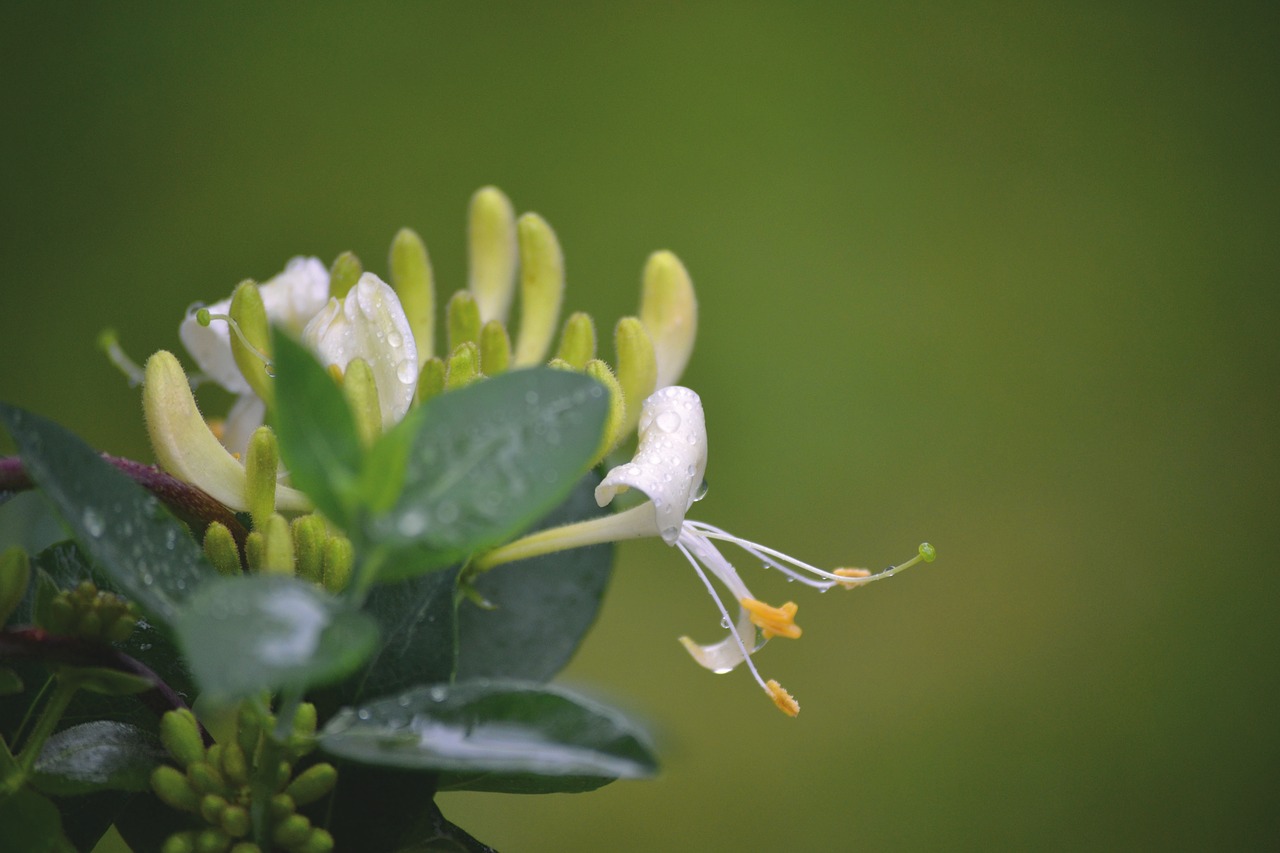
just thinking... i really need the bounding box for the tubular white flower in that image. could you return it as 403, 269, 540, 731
179, 256, 330, 396
302, 272, 419, 428
477, 384, 933, 717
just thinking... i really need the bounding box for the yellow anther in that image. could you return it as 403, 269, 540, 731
832, 567, 872, 590
740, 598, 802, 640
766, 679, 800, 717
327, 363, 345, 385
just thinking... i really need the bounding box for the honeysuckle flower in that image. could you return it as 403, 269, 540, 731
302, 272, 419, 428
178, 256, 330, 452
474, 385, 935, 717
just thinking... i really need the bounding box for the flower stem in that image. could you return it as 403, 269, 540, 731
472, 503, 656, 572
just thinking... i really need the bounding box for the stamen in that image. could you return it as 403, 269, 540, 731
198, 309, 275, 374
740, 598, 802, 640
832, 568, 872, 589
677, 540, 770, 692
765, 679, 800, 717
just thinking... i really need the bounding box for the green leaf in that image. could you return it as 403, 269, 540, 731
337, 567, 459, 707
367, 368, 608, 582
0, 404, 214, 626
31, 721, 164, 796
271, 329, 364, 526
319, 680, 656, 787
454, 472, 614, 683
0, 786, 76, 852
174, 575, 378, 701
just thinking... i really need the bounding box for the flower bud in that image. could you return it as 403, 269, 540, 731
228, 282, 274, 409
614, 317, 657, 437
272, 814, 311, 847
414, 356, 446, 404
328, 251, 363, 300
152, 765, 201, 812
203, 522, 242, 577
160, 709, 206, 768
285, 763, 337, 805
321, 536, 354, 594
291, 515, 328, 584
556, 311, 596, 369
585, 359, 626, 464
479, 319, 511, 375
468, 186, 517, 324
446, 290, 481, 352
389, 227, 435, 361
639, 250, 697, 389
512, 212, 564, 365
341, 357, 382, 448
444, 342, 480, 390
243, 427, 280, 532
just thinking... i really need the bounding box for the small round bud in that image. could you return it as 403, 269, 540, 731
285, 763, 337, 806
220, 804, 250, 838
219, 742, 250, 787
918, 542, 936, 563
152, 765, 200, 812
162, 831, 198, 853
297, 827, 336, 853
187, 761, 227, 796
199, 793, 228, 824
271, 814, 311, 847
195, 827, 232, 853
269, 793, 296, 819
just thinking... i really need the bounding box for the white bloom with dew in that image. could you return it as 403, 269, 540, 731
476, 384, 934, 717
302, 272, 419, 429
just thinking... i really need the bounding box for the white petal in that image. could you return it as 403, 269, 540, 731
179, 295, 249, 394
258, 256, 330, 334
595, 385, 706, 544
676, 529, 762, 674
303, 273, 418, 427
178, 256, 330, 396
220, 394, 267, 456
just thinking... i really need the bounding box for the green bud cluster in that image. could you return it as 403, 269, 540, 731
152, 703, 337, 853
201, 510, 352, 596
39, 579, 137, 643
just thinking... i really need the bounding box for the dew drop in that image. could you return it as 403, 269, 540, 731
428, 686, 447, 702
387, 331, 402, 348
719, 616, 731, 629
397, 511, 428, 537
397, 693, 413, 708
654, 410, 681, 433
693, 479, 709, 502
82, 508, 105, 538
357, 709, 372, 721
396, 359, 416, 384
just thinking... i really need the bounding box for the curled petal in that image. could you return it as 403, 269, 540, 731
595, 386, 706, 544
302, 272, 418, 428
143, 351, 310, 512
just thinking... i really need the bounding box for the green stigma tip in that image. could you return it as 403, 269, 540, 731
918, 542, 936, 562
196, 308, 212, 327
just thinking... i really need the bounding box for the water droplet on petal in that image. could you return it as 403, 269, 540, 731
428, 686, 447, 702
655, 410, 681, 432
82, 508, 105, 538
396, 359, 416, 384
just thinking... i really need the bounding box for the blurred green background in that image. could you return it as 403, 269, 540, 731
3, 2, 1277, 850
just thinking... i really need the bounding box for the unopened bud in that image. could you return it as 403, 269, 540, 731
152, 765, 201, 812
206, 519, 248, 575
328, 251, 363, 300
321, 537, 354, 594
479, 319, 511, 375
291, 515, 328, 584
228, 282, 274, 409
161, 709, 206, 768
414, 356, 446, 404
468, 186, 518, 323
446, 290, 482, 352
244, 427, 280, 532
342, 357, 382, 448
445, 342, 480, 390
512, 212, 565, 365
556, 312, 596, 369
585, 359, 626, 464
614, 317, 657, 437
390, 227, 435, 361
285, 763, 337, 805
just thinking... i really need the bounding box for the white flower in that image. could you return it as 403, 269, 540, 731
475, 385, 934, 717
302, 272, 419, 428
178, 257, 330, 452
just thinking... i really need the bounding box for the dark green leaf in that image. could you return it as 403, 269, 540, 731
0, 786, 76, 853
0, 491, 68, 561
319, 680, 656, 786
455, 472, 614, 683
174, 575, 378, 701
31, 721, 164, 795
0, 404, 214, 626
337, 567, 459, 707
367, 369, 608, 582
271, 330, 363, 526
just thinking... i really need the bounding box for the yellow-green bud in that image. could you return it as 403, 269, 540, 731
236, 702, 263, 761
296, 828, 336, 853
545, 357, 574, 371
291, 515, 328, 584
200, 793, 228, 824
228, 282, 274, 409
639, 250, 697, 389
244, 427, 279, 532
104, 609, 138, 643
45, 595, 75, 635
203, 522, 242, 577
196, 827, 232, 853
479, 319, 511, 376
414, 356, 446, 404
556, 312, 596, 369
321, 537, 354, 594
220, 804, 250, 839
389, 227, 435, 361
328, 251, 363, 300
0, 547, 29, 626
468, 186, 518, 324
259, 514, 294, 576
162, 831, 198, 853
161, 709, 206, 768
445, 342, 480, 390
342, 357, 382, 448
269, 793, 296, 820
292, 702, 318, 741
153, 765, 201, 812
244, 531, 264, 573
512, 212, 565, 366
219, 741, 250, 787
614, 317, 658, 437
446, 290, 482, 353
186, 760, 227, 796
585, 359, 626, 464
285, 763, 337, 805
272, 814, 311, 848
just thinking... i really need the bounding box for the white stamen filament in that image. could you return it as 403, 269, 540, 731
677, 540, 772, 696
